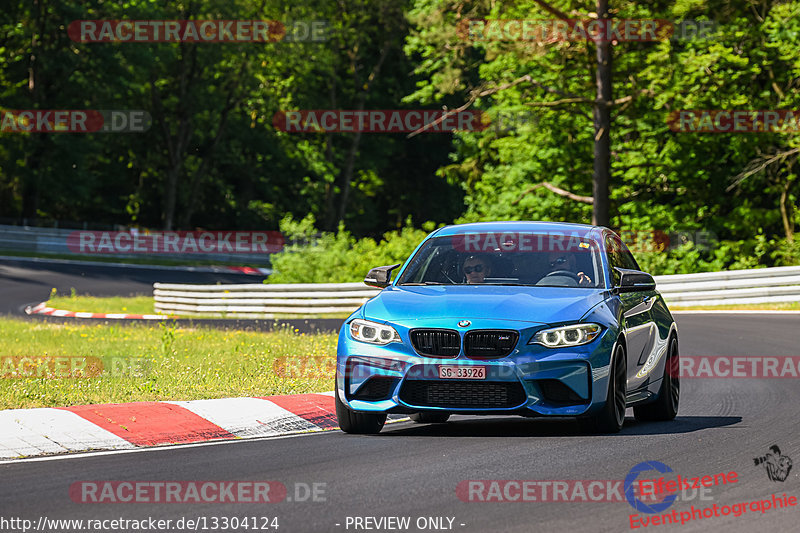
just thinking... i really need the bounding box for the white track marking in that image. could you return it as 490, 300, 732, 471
0, 431, 315, 464
0, 392, 408, 464
0, 409, 134, 459
165, 397, 318, 437
0, 417, 412, 465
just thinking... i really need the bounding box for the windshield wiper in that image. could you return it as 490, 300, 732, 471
398, 281, 448, 285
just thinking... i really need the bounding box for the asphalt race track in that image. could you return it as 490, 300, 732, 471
1, 260, 798, 532
0, 258, 343, 332
0, 257, 261, 316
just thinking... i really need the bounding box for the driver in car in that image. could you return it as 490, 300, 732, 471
463, 255, 492, 284
543, 251, 593, 286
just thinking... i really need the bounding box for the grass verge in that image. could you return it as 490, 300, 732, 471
0, 318, 336, 410
47, 294, 158, 315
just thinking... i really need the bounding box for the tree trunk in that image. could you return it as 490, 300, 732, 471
780, 174, 795, 243
150, 45, 196, 230
336, 100, 365, 225
322, 72, 339, 231
178, 92, 238, 229
22, 0, 45, 219
592, 0, 612, 227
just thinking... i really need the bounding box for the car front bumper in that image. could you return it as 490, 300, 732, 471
336, 317, 619, 417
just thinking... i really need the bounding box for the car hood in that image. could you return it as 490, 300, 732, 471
362, 285, 609, 325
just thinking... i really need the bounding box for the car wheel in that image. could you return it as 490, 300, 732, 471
335, 389, 386, 434
634, 336, 680, 422
410, 412, 450, 424
580, 343, 627, 434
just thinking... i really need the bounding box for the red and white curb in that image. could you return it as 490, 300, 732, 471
25, 302, 174, 320
0, 392, 343, 460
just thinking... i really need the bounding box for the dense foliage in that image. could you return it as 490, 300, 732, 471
1, 0, 798, 279
267, 215, 432, 283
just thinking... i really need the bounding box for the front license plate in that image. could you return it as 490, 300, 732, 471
438, 366, 487, 380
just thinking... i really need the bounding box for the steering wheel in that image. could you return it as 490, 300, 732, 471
438, 264, 457, 284
539, 270, 581, 283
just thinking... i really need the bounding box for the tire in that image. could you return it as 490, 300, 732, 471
580, 343, 627, 434
634, 336, 680, 421
335, 389, 386, 434
410, 412, 450, 424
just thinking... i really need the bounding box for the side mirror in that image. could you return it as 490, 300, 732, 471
364, 264, 401, 288
615, 268, 656, 293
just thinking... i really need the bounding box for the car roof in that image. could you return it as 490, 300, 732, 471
432, 221, 605, 239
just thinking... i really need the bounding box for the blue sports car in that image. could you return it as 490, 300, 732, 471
335, 221, 679, 434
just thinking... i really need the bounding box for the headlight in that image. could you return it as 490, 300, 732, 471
530, 323, 602, 348
349, 319, 401, 345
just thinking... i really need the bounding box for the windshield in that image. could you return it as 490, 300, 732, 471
396, 232, 605, 288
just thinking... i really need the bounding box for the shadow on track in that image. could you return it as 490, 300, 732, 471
379, 415, 742, 438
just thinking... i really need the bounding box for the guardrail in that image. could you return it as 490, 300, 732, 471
153, 282, 381, 317
653, 265, 800, 306
152, 266, 800, 317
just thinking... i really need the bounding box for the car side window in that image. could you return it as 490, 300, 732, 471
605, 235, 622, 285
605, 234, 640, 285
621, 249, 640, 271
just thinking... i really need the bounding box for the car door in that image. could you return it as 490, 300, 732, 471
605, 233, 657, 392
